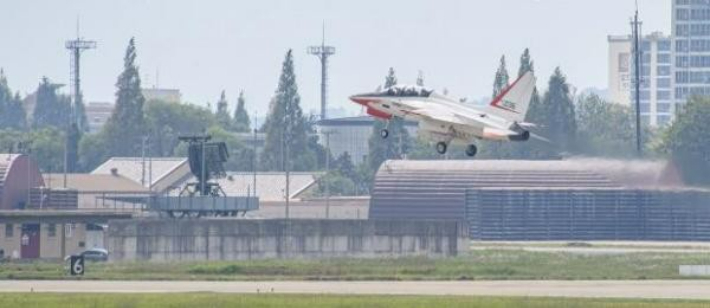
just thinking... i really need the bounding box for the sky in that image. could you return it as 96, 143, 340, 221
0, 0, 670, 118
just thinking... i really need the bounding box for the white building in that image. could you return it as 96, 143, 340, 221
85, 102, 114, 134
142, 88, 182, 103
608, 32, 673, 126
316, 116, 417, 165
672, 0, 710, 114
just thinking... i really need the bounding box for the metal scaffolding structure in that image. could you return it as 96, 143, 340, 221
308, 25, 336, 120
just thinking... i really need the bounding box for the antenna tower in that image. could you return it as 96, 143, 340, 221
307, 24, 336, 120
65, 21, 97, 127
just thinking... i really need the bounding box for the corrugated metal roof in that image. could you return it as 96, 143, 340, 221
370, 159, 685, 221
92, 157, 188, 187
43, 174, 149, 193
171, 172, 320, 201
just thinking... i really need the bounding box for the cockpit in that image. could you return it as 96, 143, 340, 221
359, 85, 434, 98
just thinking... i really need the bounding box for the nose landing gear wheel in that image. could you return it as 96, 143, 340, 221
465, 144, 478, 157
380, 129, 389, 139
436, 142, 448, 154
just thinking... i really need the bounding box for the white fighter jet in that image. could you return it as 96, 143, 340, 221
349, 71, 538, 157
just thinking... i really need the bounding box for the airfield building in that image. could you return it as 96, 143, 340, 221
370, 159, 710, 241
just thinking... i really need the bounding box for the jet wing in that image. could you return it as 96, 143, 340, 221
406, 107, 470, 126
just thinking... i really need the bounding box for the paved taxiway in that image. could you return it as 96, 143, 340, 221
2, 280, 710, 300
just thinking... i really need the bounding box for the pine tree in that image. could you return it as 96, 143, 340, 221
385, 67, 397, 88
0, 69, 26, 130
492, 55, 510, 98
368, 68, 411, 172
32, 77, 70, 129
261, 50, 313, 171
232, 90, 251, 132
540, 67, 577, 154
518, 48, 534, 78
416, 71, 424, 87
103, 37, 147, 157
215, 90, 231, 129
484, 55, 513, 159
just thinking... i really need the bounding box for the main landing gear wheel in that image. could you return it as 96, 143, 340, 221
380, 129, 389, 139
436, 142, 448, 154
465, 144, 478, 157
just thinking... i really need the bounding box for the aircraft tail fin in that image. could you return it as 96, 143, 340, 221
487, 71, 536, 122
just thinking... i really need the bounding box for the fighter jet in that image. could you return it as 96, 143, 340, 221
349, 71, 538, 157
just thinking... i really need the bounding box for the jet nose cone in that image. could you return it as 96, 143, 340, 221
349, 96, 371, 106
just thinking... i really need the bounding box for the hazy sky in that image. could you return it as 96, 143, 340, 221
0, 0, 670, 117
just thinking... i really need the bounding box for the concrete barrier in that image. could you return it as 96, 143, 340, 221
107, 219, 468, 262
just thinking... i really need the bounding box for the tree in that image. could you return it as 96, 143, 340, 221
261, 50, 314, 171
32, 77, 70, 129
103, 37, 147, 157
518, 48, 534, 77
539, 67, 577, 155
215, 90, 231, 130
0, 128, 65, 172
206, 125, 253, 171
367, 68, 411, 172
416, 70, 424, 87
664, 96, 710, 186
232, 90, 251, 133
144, 99, 216, 157
492, 55, 510, 97
0, 70, 26, 130
483, 55, 513, 159
575, 93, 636, 157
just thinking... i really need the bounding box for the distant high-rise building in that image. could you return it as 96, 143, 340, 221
608, 32, 672, 126
85, 102, 114, 134
672, 0, 710, 116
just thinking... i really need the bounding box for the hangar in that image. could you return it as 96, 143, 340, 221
370, 159, 710, 241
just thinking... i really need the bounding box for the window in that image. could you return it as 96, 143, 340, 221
658, 66, 671, 76
658, 103, 672, 113
641, 41, 651, 52
657, 115, 672, 126
657, 78, 671, 88
657, 91, 671, 100
5, 224, 13, 237
65, 224, 74, 238
618, 54, 630, 73
639, 103, 650, 113
658, 40, 671, 52
48, 224, 56, 237
658, 54, 671, 64
677, 8, 690, 20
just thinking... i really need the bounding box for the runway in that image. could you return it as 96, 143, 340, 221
2, 280, 710, 300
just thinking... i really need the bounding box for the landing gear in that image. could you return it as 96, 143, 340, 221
380, 129, 389, 139
465, 144, 478, 157
436, 142, 448, 154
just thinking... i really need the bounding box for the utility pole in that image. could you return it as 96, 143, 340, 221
631, 3, 643, 156
321, 129, 337, 219
141, 137, 147, 186
253, 112, 258, 198
308, 24, 336, 120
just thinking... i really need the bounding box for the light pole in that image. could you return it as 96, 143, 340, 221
321, 128, 338, 219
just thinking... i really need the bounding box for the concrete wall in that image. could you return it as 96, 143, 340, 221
107, 219, 468, 262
